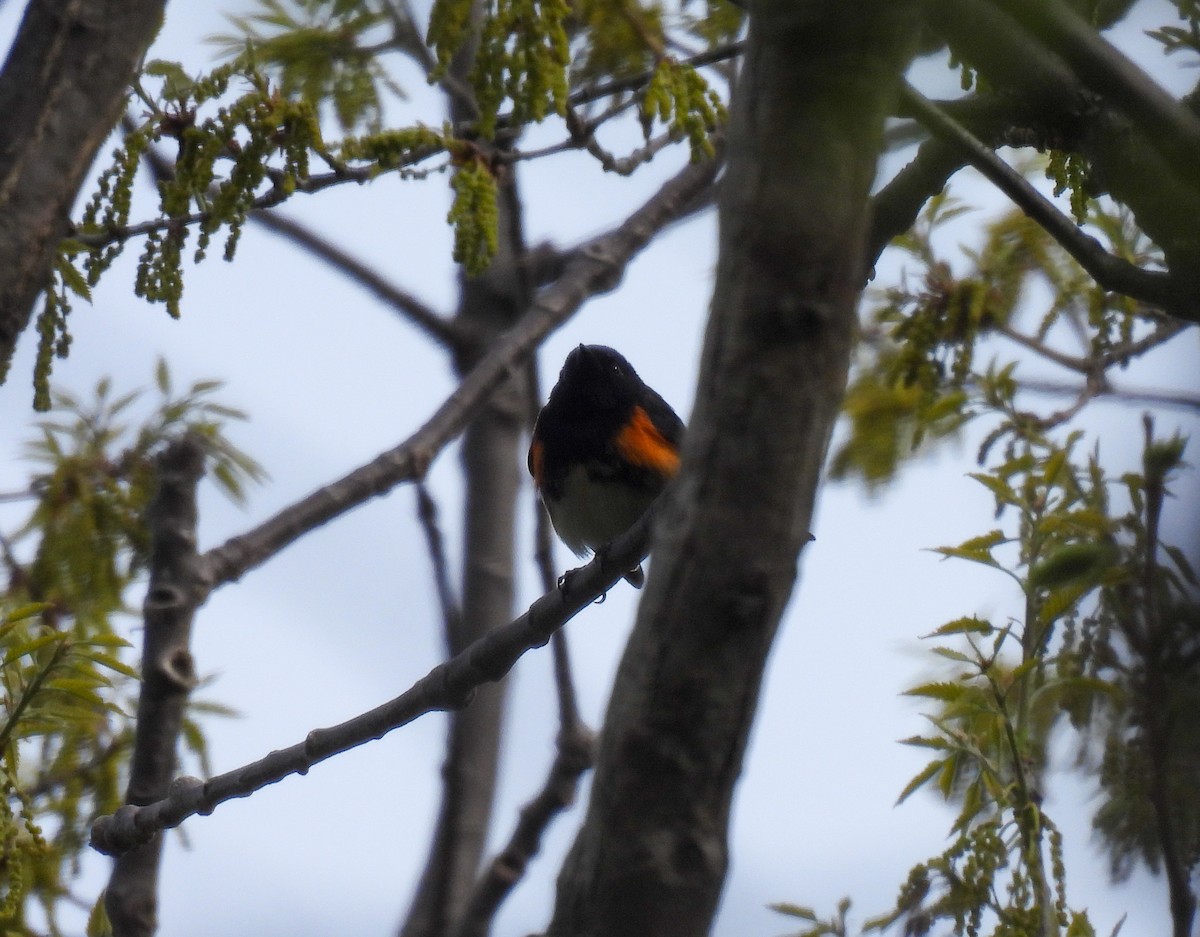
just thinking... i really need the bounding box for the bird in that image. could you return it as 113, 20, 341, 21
528, 344, 685, 588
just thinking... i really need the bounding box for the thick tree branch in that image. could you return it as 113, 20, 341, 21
0, 0, 168, 383
929, 0, 1200, 318
104, 434, 206, 937
198, 153, 720, 594
401, 44, 533, 930
900, 85, 1196, 322
987, 0, 1200, 193
88, 509, 655, 858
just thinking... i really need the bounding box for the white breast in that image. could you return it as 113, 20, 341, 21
546, 465, 657, 556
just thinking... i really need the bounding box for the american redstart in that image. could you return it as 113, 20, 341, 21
528, 344, 685, 587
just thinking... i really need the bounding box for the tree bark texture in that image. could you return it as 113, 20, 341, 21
546, 3, 920, 936
0, 0, 167, 383
105, 434, 205, 937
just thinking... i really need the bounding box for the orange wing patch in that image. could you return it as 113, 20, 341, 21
528, 438, 544, 487
616, 406, 681, 476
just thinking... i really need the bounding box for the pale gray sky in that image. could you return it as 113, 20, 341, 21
0, 3, 1195, 935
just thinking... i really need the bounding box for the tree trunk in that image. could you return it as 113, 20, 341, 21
399, 7, 531, 927
0, 0, 166, 383
546, 3, 919, 935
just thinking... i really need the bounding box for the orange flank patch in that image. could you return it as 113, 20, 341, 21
528, 438, 544, 486
616, 406, 681, 476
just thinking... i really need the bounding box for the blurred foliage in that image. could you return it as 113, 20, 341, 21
799, 41, 1195, 930
788, 418, 1196, 936
0, 361, 259, 934
44, 0, 734, 405
1147, 0, 1200, 57
212, 0, 401, 133
831, 180, 1169, 492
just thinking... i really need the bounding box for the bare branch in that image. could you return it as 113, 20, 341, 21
1014, 377, 1200, 412
899, 85, 1196, 322
88, 508, 656, 858
105, 433, 206, 937
416, 482, 464, 650
450, 720, 594, 937
248, 209, 462, 350
197, 153, 721, 594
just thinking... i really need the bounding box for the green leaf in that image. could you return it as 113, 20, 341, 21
925, 616, 993, 638
898, 734, 954, 751
932, 529, 1008, 567
969, 472, 1019, 507
144, 59, 195, 100
2, 602, 51, 624
930, 646, 974, 664
1028, 542, 1116, 589
57, 258, 93, 302
86, 892, 112, 937
905, 682, 967, 703
76, 650, 139, 681
155, 356, 172, 395
1164, 544, 1197, 586
769, 903, 817, 921
896, 757, 945, 805
1038, 580, 1093, 624
3, 632, 64, 666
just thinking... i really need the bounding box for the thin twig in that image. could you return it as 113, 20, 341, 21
450, 718, 594, 937
248, 209, 462, 350
88, 507, 655, 858
416, 482, 464, 652
120, 116, 463, 351
1014, 377, 1200, 412
561, 40, 744, 112
69, 146, 443, 251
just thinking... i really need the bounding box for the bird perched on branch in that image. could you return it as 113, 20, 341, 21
528, 344, 685, 587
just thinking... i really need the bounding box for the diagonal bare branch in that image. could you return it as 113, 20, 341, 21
196, 152, 721, 594
249, 210, 462, 350
900, 84, 1198, 323
87, 508, 655, 858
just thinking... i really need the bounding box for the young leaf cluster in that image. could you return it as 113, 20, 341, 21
641, 56, 725, 161
0, 362, 261, 931
471, 0, 572, 138
833, 181, 1171, 491
0, 603, 135, 936
213, 0, 400, 132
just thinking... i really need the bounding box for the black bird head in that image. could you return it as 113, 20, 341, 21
550, 344, 642, 418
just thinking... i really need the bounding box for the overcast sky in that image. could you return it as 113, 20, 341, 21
1, 3, 1197, 936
